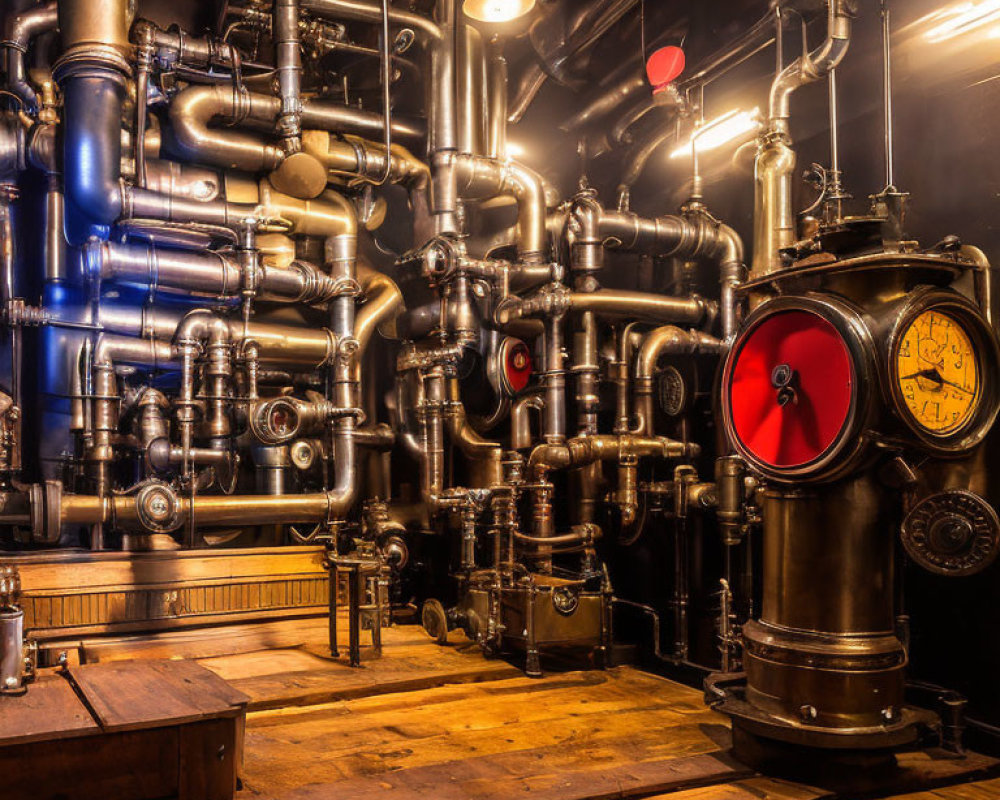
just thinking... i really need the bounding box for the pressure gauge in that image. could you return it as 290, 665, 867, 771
887, 291, 998, 452
895, 310, 979, 434
721, 296, 876, 482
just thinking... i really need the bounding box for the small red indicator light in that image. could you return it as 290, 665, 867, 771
504, 340, 532, 393
645, 46, 685, 95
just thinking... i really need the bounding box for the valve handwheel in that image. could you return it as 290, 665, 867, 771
728, 310, 854, 470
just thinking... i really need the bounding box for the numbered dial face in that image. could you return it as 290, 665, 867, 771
896, 309, 981, 435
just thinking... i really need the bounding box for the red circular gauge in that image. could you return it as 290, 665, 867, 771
728, 310, 854, 469
502, 339, 532, 394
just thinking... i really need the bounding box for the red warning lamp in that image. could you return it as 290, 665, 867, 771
646, 46, 686, 95
501, 339, 532, 394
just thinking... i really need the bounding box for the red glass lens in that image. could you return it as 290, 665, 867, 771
729, 310, 854, 469
504, 341, 532, 393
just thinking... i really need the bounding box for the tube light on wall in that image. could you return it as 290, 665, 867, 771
670, 108, 761, 160
919, 0, 1000, 42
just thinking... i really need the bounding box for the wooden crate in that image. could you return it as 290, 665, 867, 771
0, 660, 247, 800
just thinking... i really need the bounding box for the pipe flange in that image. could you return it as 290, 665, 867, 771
135, 482, 182, 534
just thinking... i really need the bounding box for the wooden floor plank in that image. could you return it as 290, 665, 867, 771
201, 622, 523, 711
237, 665, 736, 799
882, 777, 1000, 799
656, 777, 831, 799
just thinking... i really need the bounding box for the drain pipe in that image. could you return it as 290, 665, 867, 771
752, 0, 854, 278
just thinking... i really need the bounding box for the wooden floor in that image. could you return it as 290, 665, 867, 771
87, 617, 990, 800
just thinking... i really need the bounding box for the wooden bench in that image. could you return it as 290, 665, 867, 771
0, 659, 247, 800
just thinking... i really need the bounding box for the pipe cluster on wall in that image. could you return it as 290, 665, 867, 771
3, 0, 998, 761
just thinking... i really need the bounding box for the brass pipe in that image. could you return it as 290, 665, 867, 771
446, 378, 502, 489
61, 490, 346, 528
753, 0, 854, 278
301, 130, 429, 188
455, 153, 549, 263
485, 38, 508, 161
633, 326, 724, 435
527, 434, 696, 476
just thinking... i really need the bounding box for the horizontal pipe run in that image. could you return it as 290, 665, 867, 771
59, 491, 349, 528
528, 434, 698, 475
85, 241, 345, 304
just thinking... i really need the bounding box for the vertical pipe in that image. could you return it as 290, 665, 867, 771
274, 0, 303, 149
430, 0, 459, 235
457, 19, 486, 156
543, 315, 566, 443
54, 0, 132, 244
44, 177, 65, 282
486, 38, 508, 160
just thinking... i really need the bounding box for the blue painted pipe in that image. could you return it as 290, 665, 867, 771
61, 73, 125, 244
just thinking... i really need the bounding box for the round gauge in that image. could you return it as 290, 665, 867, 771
894, 309, 980, 435
722, 298, 874, 481
254, 398, 301, 444
657, 366, 687, 417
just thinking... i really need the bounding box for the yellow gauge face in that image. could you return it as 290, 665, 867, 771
896, 309, 980, 435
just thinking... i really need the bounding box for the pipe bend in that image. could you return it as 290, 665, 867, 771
501, 159, 548, 263
768, 1, 853, 126
171, 309, 231, 350
3, 1, 58, 111
355, 264, 403, 352
455, 154, 549, 263
93, 333, 175, 369
169, 85, 285, 172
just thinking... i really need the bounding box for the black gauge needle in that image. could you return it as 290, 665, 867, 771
899, 368, 973, 395
899, 368, 944, 383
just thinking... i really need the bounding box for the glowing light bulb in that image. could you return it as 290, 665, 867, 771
670, 108, 761, 160
505, 141, 526, 159
463, 0, 536, 24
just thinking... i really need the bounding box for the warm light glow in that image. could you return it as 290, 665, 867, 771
918, 0, 1000, 42
670, 108, 760, 160
463, 0, 536, 24
505, 141, 526, 159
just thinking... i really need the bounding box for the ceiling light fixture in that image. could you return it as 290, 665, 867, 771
463, 0, 536, 24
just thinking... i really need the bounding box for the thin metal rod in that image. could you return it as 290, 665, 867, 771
374, 0, 393, 185
775, 4, 783, 77
828, 69, 839, 176
881, 0, 895, 189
